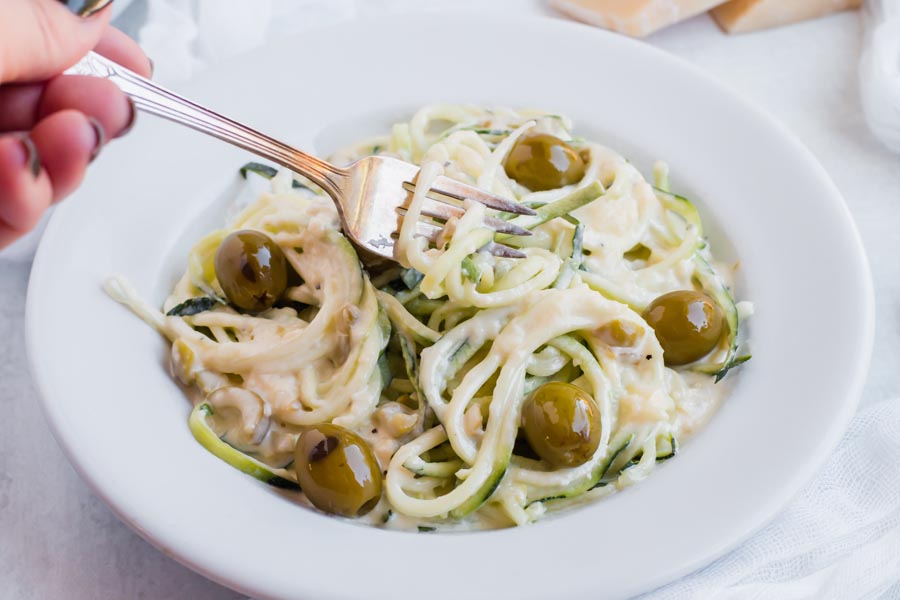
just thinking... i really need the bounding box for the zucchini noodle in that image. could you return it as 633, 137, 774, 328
107, 105, 749, 531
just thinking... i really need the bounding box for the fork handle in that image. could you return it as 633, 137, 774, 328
67, 52, 345, 197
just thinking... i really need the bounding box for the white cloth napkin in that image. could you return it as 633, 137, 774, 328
860, 0, 900, 154
127, 2, 900, 597
643, 398, 900, 599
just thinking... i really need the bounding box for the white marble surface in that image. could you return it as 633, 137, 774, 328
2, 5, 898, 600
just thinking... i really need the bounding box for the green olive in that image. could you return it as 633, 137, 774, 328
642, 290, 725, 366
214, 230, 287, 312
521, 382, 601, 468
503, 134, 585, 191
294, 424, 382, 517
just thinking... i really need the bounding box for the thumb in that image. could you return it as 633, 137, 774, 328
0, 0, 113, 83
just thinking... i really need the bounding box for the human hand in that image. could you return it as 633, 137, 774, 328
0, 0, 152, 249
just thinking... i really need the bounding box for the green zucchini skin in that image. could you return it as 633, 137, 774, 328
449, 465, 508, 519
653, 187, 703, 238
553, 223, 585, 289
461, 256, 482, 283
619, 433, 678, 472
166, 296, 221, 317
239, 162, 310, 190
530, 432, 635, 505
534, 430, 678, 510
497, 181, 604, 244
655, 187, 747, 381
189, 403, 300, 490
398, 333, 421, 395
691, 255, 745, 381
400, 268, 425, 290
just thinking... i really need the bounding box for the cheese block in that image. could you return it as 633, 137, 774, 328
712, 0, 863, 33
549, 0, 730, 37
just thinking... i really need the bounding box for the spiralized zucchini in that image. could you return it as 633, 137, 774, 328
107, 105, 749, 531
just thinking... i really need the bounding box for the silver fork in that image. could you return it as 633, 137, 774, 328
67, 52, 535, 261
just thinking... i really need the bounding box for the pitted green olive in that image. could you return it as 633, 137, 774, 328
294, 424, 382, 517
503, 134, 585, 191
214, 230, 287, 312
642, 290, 724, 366
521, 382, 601, 468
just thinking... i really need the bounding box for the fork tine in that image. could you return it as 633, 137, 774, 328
405, 200, 533, 237
484, 242, 527, 259
431, 176, 536, 215
414, 197, 462, 221
403, 221, 527, 259
412, 220, 442, 243
402, 180, 536, 216
481, 217, 532, 237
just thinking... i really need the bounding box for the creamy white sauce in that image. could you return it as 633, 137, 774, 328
108, 104, 748, 532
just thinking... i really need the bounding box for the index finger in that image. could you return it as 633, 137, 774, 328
94, 26, 152, 78
0, 26, 150, 134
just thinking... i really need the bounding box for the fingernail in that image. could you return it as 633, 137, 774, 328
88, 117, 106, 163
21, 138, 40, 179
119, 97, 137, 137
57, 0, 114, 18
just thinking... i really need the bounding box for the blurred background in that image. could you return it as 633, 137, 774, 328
1, 1, 898, 598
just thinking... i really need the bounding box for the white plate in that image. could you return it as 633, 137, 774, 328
26, 14, 873, 600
